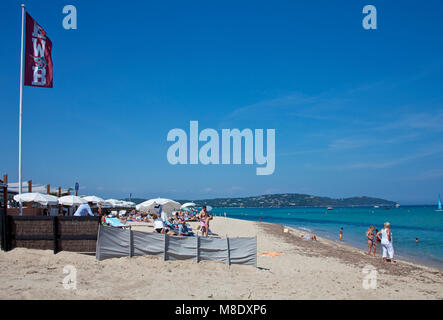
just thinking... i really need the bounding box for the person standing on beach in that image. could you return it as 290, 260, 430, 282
366, 225, 375, 255
339, 227, 343, 241
199, 206, 212, 237
373, 228, 381, 255
74, 202, 95, 216
376, 222, 395, 264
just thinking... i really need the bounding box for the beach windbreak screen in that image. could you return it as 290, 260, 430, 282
24, 12, 53, 88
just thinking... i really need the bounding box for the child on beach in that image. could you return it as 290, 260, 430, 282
373, 228, 381, 255
366, 225, 375, 256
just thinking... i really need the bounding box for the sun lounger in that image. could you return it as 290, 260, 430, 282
105, 217, 131, 229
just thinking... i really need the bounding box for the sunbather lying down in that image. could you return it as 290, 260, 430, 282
301, 234, 317, 241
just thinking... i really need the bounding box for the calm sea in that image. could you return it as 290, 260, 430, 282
212, 206, 443, 269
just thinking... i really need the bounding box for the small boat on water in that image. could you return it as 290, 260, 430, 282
374, 205, 379, 209
395, 203, 400, 208
327, 207, 333, 210
437, 194, 443, 212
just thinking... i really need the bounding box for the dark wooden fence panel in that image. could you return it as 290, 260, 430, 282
57, 217, 100, 252
1, 216, 100, 254
0, 206, 7, 251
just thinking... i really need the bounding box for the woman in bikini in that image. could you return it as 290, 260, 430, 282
366, 225, 375, 256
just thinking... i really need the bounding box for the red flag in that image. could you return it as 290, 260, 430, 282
24, 12, 53, 88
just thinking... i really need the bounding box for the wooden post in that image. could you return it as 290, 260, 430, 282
52, 216, 58, 254
164, 234, 168, 261
196, 235, 200, 263
46, 184, 50, 194
1, 174, 8, 251
67, 188, 71, 215
28, 180, 32, 193
58, 187, 62, 215
226, 236, 231, 266
3, 174, 7, 210
1, 210, 9, 251
129, 229, 133, 257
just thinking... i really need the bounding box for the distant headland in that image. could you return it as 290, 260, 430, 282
125, 193, 397, 208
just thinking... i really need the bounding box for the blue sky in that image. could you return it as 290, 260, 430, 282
1, 0, 443, 204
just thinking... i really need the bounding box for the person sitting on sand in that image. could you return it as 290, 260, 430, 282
376, 222, 395, 264
173, 213, 181, 225
151, 213, 177, 235
178, 220, 192, 236
100, 210, 108, 226
164, 218, 178, 233
152, 213, 165, 234
301, 234, 317, 241
366, 225, 375, 256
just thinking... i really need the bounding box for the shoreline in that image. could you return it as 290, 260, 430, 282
283, 222, 443, 271
0, 217, 442, 299
217, 208, 443, 270
261, 220, 443, 274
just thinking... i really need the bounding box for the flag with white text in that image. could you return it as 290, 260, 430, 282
24, 12, 53, 88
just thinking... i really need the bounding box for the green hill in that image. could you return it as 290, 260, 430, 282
125, 193, 397, 208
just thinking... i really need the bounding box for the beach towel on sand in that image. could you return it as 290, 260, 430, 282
105, 217, 127, 228
259, 251, 283, 257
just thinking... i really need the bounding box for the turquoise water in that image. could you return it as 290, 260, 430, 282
212, 206, 443, 269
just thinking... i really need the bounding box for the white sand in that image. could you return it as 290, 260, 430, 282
0, 217, 442, 299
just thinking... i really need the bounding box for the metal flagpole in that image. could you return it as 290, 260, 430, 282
18, 4, 25, 216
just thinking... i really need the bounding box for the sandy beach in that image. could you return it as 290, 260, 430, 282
0, 217, 442, 300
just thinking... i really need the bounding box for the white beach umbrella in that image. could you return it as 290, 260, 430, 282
104, 199, 133, 208
180, 202, 197, 209
82, 195, 105, 204
58, 195, 87, 206
104, 199, 120, 208
101, 201, 113, 208
13, 192, 59, 206
137, 198, 181, 218
122, 201, 135, 207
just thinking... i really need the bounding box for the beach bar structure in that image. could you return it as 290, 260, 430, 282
0, 174, 99, 253
1, 174, 76, 216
